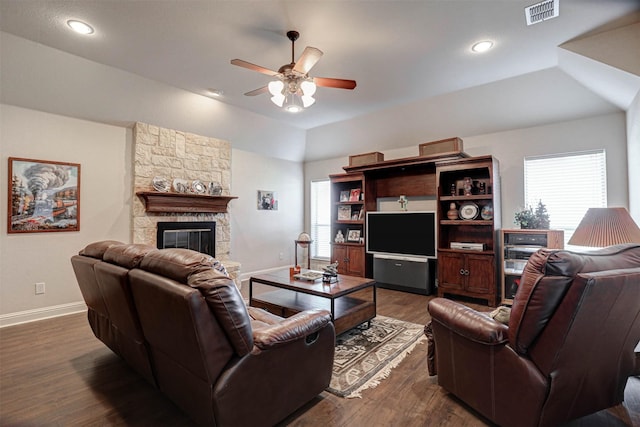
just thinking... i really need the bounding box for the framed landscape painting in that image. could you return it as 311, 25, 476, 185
8, 157, 81, 233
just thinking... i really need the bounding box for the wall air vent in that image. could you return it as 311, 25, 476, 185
525, 0, 559, 26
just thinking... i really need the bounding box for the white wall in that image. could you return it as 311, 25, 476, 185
0, 105, 132, 323
463, 112, 629, 227
231, 149, 304, 275
0, 105, 304, 325
304, 112, 629, 235
627, 90, 640, 223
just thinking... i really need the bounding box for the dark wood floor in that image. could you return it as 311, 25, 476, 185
1, 288, 638, 426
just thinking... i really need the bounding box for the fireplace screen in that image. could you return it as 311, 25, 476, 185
156, 221, 215, 257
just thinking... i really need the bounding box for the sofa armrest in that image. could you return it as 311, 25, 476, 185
428, 298, 509, 345
252, 309, 332, 350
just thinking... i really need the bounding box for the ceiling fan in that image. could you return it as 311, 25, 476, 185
231, 30, 357, 112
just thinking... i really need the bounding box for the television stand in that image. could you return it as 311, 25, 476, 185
373, 254, 435, 295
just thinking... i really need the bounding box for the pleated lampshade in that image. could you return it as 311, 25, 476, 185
568, 207, 640, 247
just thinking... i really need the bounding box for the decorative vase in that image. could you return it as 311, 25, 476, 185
463, 177, 473, 196
447, 203, 458, 220
208, 181, 223, 196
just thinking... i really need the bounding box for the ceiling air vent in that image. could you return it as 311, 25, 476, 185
525, 0, 559, 26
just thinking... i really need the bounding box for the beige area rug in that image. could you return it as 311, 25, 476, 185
326, 315, 426, 398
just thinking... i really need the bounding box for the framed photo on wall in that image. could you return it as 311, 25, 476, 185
257, 190, 278, 210
8, 157, 81, 233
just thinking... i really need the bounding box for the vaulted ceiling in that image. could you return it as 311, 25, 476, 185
1, 0, 639, 161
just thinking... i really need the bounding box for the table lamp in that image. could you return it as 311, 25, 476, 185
568, 207, 640, 247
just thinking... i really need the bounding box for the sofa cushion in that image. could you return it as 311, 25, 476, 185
140, 249, 254, 356
80, 240, 125, 259
104, 243, 157, 269
509, 244, 640, 355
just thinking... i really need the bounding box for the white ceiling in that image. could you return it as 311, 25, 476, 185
0, 0, 640, 160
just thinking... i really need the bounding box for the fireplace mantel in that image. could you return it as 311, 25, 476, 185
136, 192, 238, 213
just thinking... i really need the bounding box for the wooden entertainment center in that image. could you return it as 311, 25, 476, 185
330, 139, 502, 306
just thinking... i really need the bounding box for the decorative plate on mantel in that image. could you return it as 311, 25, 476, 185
191, 180, 207, 194
173, 178, 189, 193
152, 176, 170, 192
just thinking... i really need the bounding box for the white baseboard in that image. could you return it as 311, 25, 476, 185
0, 302, 87, 328
238, 266, 289, 286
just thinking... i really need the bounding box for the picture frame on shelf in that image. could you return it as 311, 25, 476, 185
349, 188, 361, 201
340, 190, 350, 202
347, 229, 361, 242
337, 205, 351, 220
8, 157, 81, 233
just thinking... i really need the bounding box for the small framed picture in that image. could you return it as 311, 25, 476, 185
340, 190, 350, 202
347, 229, 361, 242
337, 205, 351, 220
257, 190, 278, 210
349, 188, 361, 201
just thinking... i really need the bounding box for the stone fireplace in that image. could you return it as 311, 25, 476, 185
131, 122, 240, 284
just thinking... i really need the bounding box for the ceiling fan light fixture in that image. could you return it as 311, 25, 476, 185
271, 93, 285, 107
231, 30, 355, 112
268, 80, 284, 96
300, 79, 317, 97
301, 95, 315, 108
283, 92, 304, 113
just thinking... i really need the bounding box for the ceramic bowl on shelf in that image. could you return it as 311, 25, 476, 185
459, 202, 479, 220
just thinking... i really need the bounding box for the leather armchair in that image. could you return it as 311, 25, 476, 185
428, 244, 640, 427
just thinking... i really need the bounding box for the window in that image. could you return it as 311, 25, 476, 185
310, 179, 331, 259
524, 150, 607, 246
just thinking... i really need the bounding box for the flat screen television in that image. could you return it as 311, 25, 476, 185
366, 211, 437, 259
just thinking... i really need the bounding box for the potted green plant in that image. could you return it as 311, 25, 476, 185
515, 200, 550, 229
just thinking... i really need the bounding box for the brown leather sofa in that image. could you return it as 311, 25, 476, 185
427, 244, 640, 427
72, 241, 336, 426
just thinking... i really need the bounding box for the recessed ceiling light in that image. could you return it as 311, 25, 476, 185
67, 20, 94, 35
471, 40, 493, 53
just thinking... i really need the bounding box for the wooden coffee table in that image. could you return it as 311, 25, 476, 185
249, 269, 376, 335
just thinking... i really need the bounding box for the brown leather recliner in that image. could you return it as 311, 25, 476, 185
72, 242, 336, 426
427, 244, 640, 427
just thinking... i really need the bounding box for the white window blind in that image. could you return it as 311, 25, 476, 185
524, 149, 607, 245
310, 179, 331, 259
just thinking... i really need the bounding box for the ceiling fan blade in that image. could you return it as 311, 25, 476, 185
314, 77, 357, 90
230, 59, 279, 76
244, 86, 269, 96
293, 47, 323, 75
